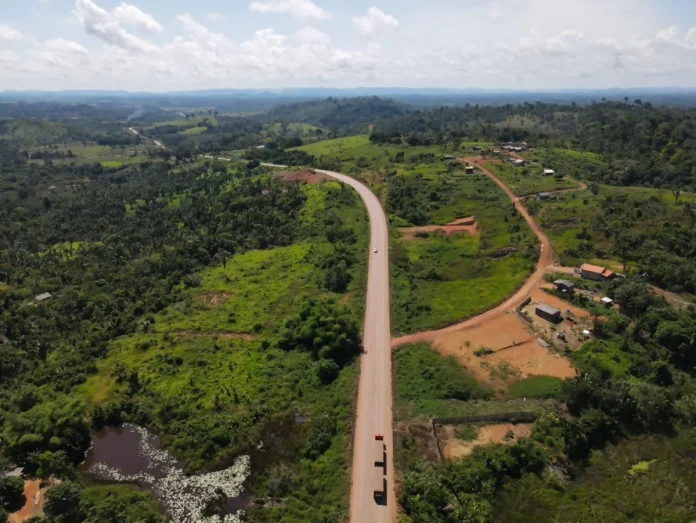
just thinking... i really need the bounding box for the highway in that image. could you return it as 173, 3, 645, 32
261, 163, 395, 522
314, 169, 395, 523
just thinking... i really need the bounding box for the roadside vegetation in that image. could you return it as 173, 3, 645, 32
0, 144, 367, 522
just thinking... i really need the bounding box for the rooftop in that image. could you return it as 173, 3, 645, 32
35, 292, 52, 301
581, 264, 616, 277
536, 303, 561, 316
554, 279, 576, 288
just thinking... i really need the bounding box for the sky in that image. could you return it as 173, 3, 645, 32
1, 0, 696, 91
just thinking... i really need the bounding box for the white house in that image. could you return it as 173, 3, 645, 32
543, 169, 555, 176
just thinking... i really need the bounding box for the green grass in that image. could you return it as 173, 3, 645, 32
393, 343, 492, 421
75, 181, 367, 522
484, 161, 580, 196
148, 116, 219, 128
508, 376, 566, 399
179, 126, 207, 135
493, 429, 696, 523
391, 171, 538, 334
81, 484, 164, 522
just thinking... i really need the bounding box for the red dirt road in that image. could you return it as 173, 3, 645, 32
392, 157, 552, 347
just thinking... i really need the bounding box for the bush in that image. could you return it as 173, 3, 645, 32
508, 376, 565, 399
278, 299, 361, 366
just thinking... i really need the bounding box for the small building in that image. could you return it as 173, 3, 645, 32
554, 279, 576, 293
543, 169, 555, 176
256, 145, 266, 150
601, 297, 614, 307
442, 155, 455, 161
35, 292, 52, 301
537, 192, 551, 201
465, 166, 475, 174
473, 146, 482, 151
580, 264, 616, 281
513, 159, 526, 167
535, 303, 561, 323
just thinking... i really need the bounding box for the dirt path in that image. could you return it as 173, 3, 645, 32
392, 157, 552, 347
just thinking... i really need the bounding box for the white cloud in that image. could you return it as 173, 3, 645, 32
113, 3, 164, 34
353, 7, 399, 37
38, 0, 50, 5
295, 26, 331, 46
73, 0, 160, 52
249, 0, 330, 20
205, 12, 226, 22
0, 24, 23, 41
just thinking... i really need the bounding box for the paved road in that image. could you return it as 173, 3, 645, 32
262, 163, 395, 522
393, 157, 552, 347
314, 169, 395, 523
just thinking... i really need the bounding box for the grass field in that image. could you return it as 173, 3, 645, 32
494, 429, 696, 522
77, 179, 368, 522
484, 161, 580, 196
28, 143, 153, 166
391, 168, 538, 334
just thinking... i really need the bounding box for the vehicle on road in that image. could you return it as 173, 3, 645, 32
373, 248, 378, 254
373, 470, 385, 501
374, 434, 384, 466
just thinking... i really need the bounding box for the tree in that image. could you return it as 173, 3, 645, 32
44, 481, 83, 522
1, 476, 26, 513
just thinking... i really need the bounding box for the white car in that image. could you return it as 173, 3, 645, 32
373, 248, 378, 254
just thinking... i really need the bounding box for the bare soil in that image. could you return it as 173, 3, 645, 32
275, 169, 332, 185
8, 479, 49, 523
196, 292, 234, 307
398, 216, 478, 240
440, 423, 532, 460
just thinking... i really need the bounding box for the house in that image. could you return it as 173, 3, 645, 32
442, 155, 455, 161
580, 264, 616, 281
543, 169, 555, 176
537, 192, 551, 201
256, 145, 266, 150
601, 297, 614, 307
554, 279, 576, 293
513, 159, 526, 167
535, 303, 561, 323
34, 292, 52, 301
473, 146, 482, 151
465, 166, 475, 174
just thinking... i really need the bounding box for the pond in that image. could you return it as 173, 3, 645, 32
82, 424, 250, 523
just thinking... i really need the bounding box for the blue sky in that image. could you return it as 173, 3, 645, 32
1, 0, 696, 91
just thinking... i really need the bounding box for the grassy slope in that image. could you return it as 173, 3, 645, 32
483, 160, 579, 196
78, 179, 368, 522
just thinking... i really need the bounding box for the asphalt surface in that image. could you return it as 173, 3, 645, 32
312, 169, 395, 523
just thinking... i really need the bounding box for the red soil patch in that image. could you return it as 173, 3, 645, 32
196, 292, 234, 307
399, 216, 478, 240
9, 479, 49, 523
276, 169, 332, 185
441, 423, 532, 460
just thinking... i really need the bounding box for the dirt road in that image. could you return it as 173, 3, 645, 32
392, 157, 552, 347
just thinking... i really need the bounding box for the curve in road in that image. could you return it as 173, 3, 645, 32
392, 157, 553, 347
261, 163, 395, 522
314, 169, 395, 523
